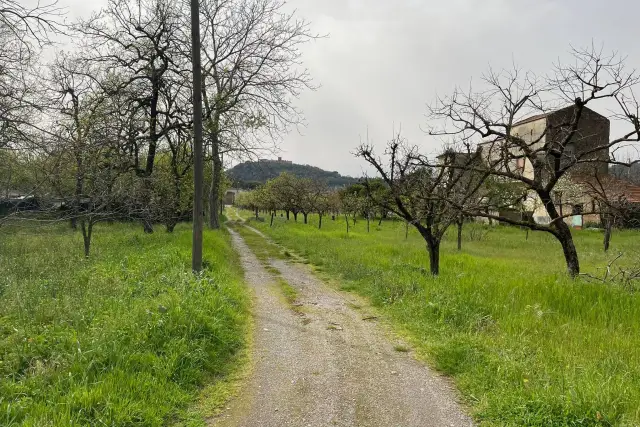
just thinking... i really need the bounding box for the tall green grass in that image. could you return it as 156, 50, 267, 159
237, 210, 640, 427
0, 222, 248, 426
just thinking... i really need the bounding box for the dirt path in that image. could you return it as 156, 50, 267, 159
213, 227, 473, 427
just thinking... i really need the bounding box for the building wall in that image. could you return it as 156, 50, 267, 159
533, 107, 609, 224
224, 189, 244, 205
546, 106, 610, 176
224, 191, 236, 205
480, 107, 610, 225
512, 118, 547, 180
479, 117, 547, 179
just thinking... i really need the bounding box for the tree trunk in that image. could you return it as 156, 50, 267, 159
603, 215, 612, 252
366, 215, 370, 233
318, 213, 323, 229
416, 224, 441, 276
146, 81, 159, 175
141, 178, 154, 234
344, 214, 349, 234
457, 218, 463, 251
405, 221, 409, 240
378, 216, 382, 226
166, 174, 182, 233
555, 220, 580, 277
208, 154, 222, 229
143, 219, 154, 234
293, 211, 298, 222
541, 190, 580, 277
270, 211, 275, 227
427, 239, 440, 276
254, 207, 258, 219
303, 212, 308, 224
80, 219, 93, 258
207, 114, 222, 229
166, 221, 177, 233
73, 149, 82, 231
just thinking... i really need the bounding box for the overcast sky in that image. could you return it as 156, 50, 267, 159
55, 0, 640, 176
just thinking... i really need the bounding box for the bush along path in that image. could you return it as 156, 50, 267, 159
214, 222, 473, 427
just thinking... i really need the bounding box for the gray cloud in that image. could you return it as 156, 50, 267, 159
282, 0, 640, 176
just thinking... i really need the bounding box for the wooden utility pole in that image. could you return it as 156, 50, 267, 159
190, 0, 204, 272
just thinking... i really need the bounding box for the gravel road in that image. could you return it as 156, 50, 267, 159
212, 227, 473, 427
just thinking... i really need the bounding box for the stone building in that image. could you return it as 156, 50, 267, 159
477, 106, 621, 226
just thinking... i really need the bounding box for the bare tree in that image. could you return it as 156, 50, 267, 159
48, 52, 108, 229
199, 0, 317, 229
0, 0, 64, 150
357, 133, 484, 275
76, 164, 129, 258
150, 129, 194, 232
428, 45, 640, 277
35, 74, 137, 256
74, 0, 187, 177
146, 67, 194, 232
75, 0, 190, 232
0, 1, 62, 45
574, 173, 640, 251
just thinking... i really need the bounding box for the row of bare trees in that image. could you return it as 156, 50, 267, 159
236, 46, 640, 279
358, 46, 640, 278
0, 0, 316, 256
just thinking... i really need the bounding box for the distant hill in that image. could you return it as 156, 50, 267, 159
227, 159, 358, 188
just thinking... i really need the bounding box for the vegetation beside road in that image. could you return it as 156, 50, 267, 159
234, 208, 640, 427
0, 223, 249, 426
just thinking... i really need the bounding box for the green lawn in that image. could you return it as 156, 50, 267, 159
0, 222, 248, 426
234, 209, 640, 427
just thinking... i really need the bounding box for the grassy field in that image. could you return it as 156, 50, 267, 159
0, 222, 248, 426
234, 209, 640, 427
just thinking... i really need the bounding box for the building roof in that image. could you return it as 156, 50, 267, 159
512, 105, 607, 127
436, 151, 475, 160
572, 175, 640, 204
512, 112, 548, 127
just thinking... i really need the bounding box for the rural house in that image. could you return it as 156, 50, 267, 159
477, 106, 630, 227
